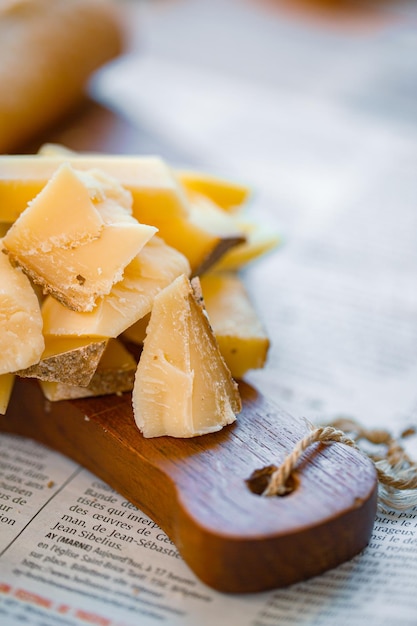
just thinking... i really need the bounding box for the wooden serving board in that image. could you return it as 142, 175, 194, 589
1, 378, 377, 593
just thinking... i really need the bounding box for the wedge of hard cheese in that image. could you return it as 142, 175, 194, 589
200, 272, 270, 379
41, 236, 190, 338
132, 274, 241, 438
0, 154, 246, 275
3, 164, 156, 312
0, 155, 187, 223
124, 271, 270, 380
0, 242, 44, 375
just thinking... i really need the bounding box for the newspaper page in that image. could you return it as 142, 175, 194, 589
1, 434, 417, 626
2, 0, 417, 624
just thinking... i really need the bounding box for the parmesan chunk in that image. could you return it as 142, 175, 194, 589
3, 164, 157, 311
0, 155, 246, 274
41, 237, 190, 338
0, 243, 44, 375
200, 273, 269, 379
132, 274, 241, 438
0, 155, 188, 223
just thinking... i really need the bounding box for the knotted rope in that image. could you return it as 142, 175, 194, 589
255, 419, 417, 510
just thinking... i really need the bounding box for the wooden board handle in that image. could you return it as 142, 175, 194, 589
2, 378, 377, 593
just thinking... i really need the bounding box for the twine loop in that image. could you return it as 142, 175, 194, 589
252, 419, 417, 510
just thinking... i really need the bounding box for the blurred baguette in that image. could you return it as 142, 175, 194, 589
0, 0, 124, 153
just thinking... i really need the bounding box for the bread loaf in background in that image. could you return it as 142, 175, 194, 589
0, 0, 124, 153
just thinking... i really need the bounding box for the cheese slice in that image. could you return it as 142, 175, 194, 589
0, 242, 44, 375
0, 374, 15, 415
125, 271, 270, 379
0, 154, 246, 274
3, 164, 157, 312
177, 170, 250, 211
200, 272, 269, 379
0, 155, 189, 223
17, 335, 108, 386
41, 236, 190, 338
40, 339, 136, 401
132, 274, 241, 438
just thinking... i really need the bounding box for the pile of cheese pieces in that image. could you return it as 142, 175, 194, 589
0, 145, 278, 438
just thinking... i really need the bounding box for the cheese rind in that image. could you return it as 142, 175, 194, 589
40, 339, 136, 401
132, 274, 241, 438
3, 164, 157, 312
0, 243, 44, 375
17, 335, 108, 386
41, 236, 191, 338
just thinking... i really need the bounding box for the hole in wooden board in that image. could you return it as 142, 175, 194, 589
246, 465, 299, 496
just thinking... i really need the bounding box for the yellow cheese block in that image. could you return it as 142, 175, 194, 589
0, 155, 188, 224
124, 272, 270, 379
17, 335, 108, 386
0, 243, 44, 375
41, 236, 190, 338
177, 170, 250, 211
0, 155, 246, 274
132, 274, 241, 438
0, 374, 15, 415
200, 272, 270, 379
40, 339, 136, 401
3, 164, 157, 312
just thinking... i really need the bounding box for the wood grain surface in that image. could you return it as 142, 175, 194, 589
1, 377, 377, 593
